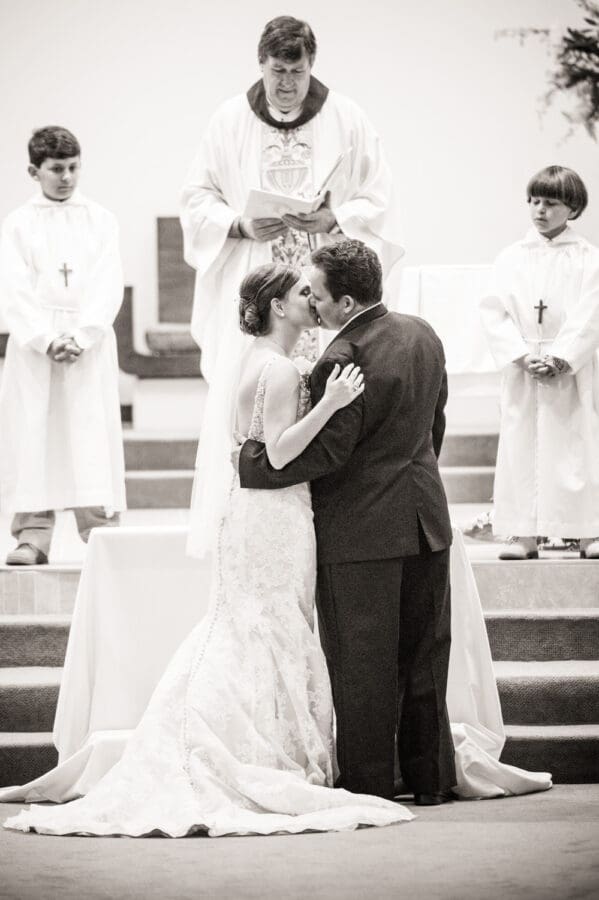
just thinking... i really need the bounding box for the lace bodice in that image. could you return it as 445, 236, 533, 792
248, 357, 312, 442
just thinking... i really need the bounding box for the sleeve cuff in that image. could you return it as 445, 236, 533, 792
72, 327, 101, 350
28, 333, 58, 354
228, 217, 245, 239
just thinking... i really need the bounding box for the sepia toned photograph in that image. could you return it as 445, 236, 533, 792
0, 1, 597, 897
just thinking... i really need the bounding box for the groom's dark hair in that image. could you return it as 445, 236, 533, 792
311, 240, 382, 307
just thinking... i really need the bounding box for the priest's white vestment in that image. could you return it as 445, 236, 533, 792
0, 191, 126, 514
181, 87, 403, 557
480, 227, 599, 537
180, 89, 403, 383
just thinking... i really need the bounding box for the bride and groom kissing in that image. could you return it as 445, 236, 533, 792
237, 239, 455, 805
5, 239, 456, 837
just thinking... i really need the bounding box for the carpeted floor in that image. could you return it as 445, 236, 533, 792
1, 785, 598, 900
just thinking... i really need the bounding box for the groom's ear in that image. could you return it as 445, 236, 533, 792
341, 295, 356, 317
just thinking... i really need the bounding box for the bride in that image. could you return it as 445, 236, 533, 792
3, 263, 414, 837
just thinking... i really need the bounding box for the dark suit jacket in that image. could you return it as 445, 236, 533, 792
239, 303, 452, 564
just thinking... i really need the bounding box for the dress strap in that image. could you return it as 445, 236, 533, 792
247, 356, 279, 442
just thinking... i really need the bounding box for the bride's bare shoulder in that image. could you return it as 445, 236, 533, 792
240, 351, 297, 390
237, 353, 298, 423
265, 355, 300, 384
263, 357, 302, 405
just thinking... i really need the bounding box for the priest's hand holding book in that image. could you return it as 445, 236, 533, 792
236, 217, 289, 242
232, 152, 349, 242
282, 191, 337, 235
230, 193, 338, 243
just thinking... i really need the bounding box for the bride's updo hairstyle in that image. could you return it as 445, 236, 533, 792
239, 263, 301, 336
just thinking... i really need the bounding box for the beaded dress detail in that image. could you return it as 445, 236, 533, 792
4, 360, 412, 837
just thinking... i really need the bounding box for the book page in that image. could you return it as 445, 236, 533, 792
243, 189, 324, 219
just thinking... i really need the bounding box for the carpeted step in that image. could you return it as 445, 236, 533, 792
122, 432, 500, 472
438, 433, 498, 468
124, 467, 494, 508
4, 661, 599, 732
472, 559, 599, 611
503, 725, 599, 783
0, 732, 58, 787
486, 610, 599, 661
125, 471, 193, 508
3, 609, 597, 669
124, 434, 198, 471
0, 616, 70, 667
0, 668, 61, 732
440, 467, 494, 503
0, 726, 596, 788
495, 661, 599, 725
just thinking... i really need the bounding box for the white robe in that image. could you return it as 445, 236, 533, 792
180, 89, 404, 383
480, 226, 599, 537
0, 191, 126, 513
181, 90, 403, 558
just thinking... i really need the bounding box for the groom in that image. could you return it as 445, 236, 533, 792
239, 240, 456, 804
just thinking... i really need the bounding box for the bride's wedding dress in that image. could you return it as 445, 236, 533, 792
4, 361, 412, 837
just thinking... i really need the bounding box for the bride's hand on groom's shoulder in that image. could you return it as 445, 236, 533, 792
323, 362, 365, 411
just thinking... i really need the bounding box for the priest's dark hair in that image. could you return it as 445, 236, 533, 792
258, 16, 317, 65
239, 263, 301, 336
311, 240, 383, 308
28, 126, 81, 168
527, 165, 588, 219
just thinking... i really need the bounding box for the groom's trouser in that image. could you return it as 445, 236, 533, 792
316, 531, 456, 800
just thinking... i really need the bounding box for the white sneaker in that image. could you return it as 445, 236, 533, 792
461, 511, 501, 543
580, 539, 599, 559
5, 543, 48, 566
499, 537, 539, 560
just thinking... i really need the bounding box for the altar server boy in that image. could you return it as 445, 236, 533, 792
0, 126, 126, 564
480, 165, 599, 560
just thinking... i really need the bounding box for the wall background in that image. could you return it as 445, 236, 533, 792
0, 0, 597, 340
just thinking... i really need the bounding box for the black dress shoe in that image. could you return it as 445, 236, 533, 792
414, 791, 453, 806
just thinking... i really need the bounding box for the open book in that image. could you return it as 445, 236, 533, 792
243, 188, 326, 219
243, 150, 351, 220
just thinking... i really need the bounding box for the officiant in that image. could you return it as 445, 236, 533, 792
180, 14, 403, 379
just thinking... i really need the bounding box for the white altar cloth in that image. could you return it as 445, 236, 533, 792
397, 265, 496, 374
0, 526, 551, 804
